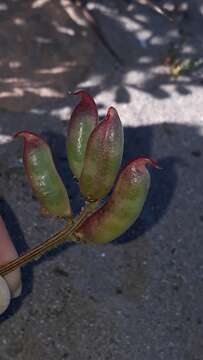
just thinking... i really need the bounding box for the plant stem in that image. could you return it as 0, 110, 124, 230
0, 202, 98, 276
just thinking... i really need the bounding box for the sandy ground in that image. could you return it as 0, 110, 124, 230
0, 1, 203, 359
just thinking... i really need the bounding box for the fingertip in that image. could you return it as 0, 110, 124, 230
0, 275, 11, 315
0, 216, 22, 299
11, 279, 22, 299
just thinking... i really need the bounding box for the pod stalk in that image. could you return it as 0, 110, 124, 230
0, 202, 98, 276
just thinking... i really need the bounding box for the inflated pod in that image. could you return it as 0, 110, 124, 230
79, 107, 124, 201
0, 217, 22, 298
15, 131, 72, 218
67, 90, 98, 179
76, 157, 158, 244
0, 276, 11, 315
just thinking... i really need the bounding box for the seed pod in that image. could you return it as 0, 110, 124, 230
67, 90, 98, 179
76, 157, 158, 244
15, 131, 72, 218
0, 216, 22, 298
0, 276, 11, 315
79, 107, 124, 201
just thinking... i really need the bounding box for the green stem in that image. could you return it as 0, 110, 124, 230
0, 202, 98, 276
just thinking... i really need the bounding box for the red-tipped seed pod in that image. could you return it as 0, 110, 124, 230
76, 157, 158, 243
15, 131, 72, 218
67, 90, 98, 179
79, 107, 124, 201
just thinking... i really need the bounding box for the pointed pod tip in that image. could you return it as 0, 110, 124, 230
14, 130, 36, 140
13, 131, 25, 139
13, 131, 32, 143
107, 106, 118, 116
134, 157, 161, 169
13, 131, 44, 144
69, 89, 84, 96
68, 89, 98, 111
105, 107, 120, 123
67, 90, 82, 96
123, 157, 161, 173
68, 89, 91, 99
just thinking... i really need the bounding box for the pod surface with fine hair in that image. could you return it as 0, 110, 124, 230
76, 158, 158, 244
15, 131, 71, 218
67, 90, 98, 179
79, 106, 124, 201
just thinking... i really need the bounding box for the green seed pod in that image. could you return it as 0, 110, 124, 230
15, 131, 72, 218
79, 107, 124, 201
76, 157, 158, 244
67, 90, 98, 179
